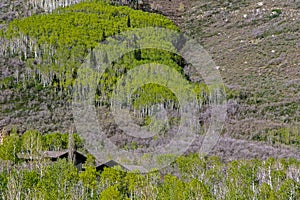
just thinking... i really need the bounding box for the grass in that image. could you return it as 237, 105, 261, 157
184, 0, 300, 140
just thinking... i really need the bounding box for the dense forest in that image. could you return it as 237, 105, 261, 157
0, 131, 300, 199
0, 0, 300, 199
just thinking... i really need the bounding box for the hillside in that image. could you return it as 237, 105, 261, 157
0, 0, 300, 199
0, 0, 299, 161
145, 0, 300, 158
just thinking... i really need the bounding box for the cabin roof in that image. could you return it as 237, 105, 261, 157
44, 150, 68, 158
96, 160, 127, 171
17, 150, 87, 160
96, 160, 148, 173
17, 153, 42, 160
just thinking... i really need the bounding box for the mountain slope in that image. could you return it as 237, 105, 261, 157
0, 0, 299, 161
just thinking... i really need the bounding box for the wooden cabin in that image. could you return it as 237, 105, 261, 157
17, 150, 87, 171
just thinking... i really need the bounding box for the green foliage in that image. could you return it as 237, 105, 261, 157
85, 153, 97, 166
176, 154, 206, 180
0, 130, 84, 163
225, 87, 243, 100
0, 1, 202, 125
2, 1, 177, 93
269, 9, 282, 19
158, 174, 185, 200
22, 169, 40, 191
277, 179, 300, 199
99, 185, 122, 200
0, 76, 15, 89
80, 165, 98, 186
259, 183, 275, 200
0, 171, 8, 197
156, 154, 177, 167
253, 125, 300, 147
42, 132, 84, 151
37, 159, 79, 200
97, 49, 189, 110
0, 153, 300, 199
1, 129, 298, 199
0, 131, 21, 162
2, 1, 298, 199
21, 130, 43, 155
1, 1, 215, 136
186, 179, 212, 200
131, 83, 177, 110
